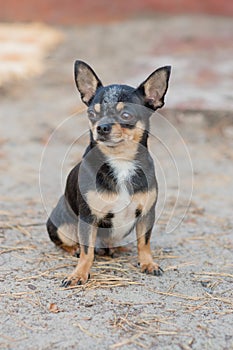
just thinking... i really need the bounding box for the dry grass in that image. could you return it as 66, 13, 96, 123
1, 250, 232, 312
109, 309, 187, 349
1, 212, 232, 349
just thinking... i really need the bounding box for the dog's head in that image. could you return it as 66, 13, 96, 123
74, 60, 171, 150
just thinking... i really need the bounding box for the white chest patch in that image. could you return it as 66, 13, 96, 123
108, 158, 136, 184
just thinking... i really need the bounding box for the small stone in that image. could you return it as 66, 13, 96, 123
163, 247, 173, 253
28, 284, 37, 290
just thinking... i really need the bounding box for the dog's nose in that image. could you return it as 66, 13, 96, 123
97, 124, 112, 135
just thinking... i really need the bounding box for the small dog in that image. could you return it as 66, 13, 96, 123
47, 60, 171, 286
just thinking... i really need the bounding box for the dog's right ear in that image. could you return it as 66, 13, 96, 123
74, 60, 103, 106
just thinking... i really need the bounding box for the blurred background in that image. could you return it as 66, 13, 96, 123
0, 0, 233, 109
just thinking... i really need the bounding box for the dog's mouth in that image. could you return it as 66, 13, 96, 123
97, 137, 124, 147
96, 128, 124, 146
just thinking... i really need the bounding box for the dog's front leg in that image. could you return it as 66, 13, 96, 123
136, 209, 163, 276
61, 218, 97, 287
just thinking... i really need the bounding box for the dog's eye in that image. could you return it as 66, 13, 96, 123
88, 110, 97, 119
121, 112, 133, 121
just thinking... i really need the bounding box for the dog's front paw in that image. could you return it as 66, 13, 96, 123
139, 262, 164, 276
61, 270, 90, 287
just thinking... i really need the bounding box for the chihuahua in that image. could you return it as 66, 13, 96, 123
47, 60, 171, 286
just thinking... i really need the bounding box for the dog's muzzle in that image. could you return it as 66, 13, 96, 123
96, 123, 112, 140
97, 123, 112, 135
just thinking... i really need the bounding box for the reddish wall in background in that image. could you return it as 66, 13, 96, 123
0, 0, 232, 24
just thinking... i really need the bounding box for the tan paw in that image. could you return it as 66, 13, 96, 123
139, 261, 164, 276
61, 270, 90, 287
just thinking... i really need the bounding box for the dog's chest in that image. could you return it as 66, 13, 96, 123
109, 159, 136, 185
87, 160, 137, 232
86, 159, 156, 241
108, 160, 137, 235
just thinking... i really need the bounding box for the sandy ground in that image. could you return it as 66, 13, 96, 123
0, 16, 233, 350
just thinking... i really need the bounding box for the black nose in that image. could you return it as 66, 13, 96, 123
97, 124, 112, 135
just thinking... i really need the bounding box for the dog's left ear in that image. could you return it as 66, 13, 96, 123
136, 66, 171, 110
74, 60, 103, 106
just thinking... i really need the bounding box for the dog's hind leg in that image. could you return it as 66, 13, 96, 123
47, 195, 79, 256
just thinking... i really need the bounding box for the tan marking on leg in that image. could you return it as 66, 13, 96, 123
63, 227, 97, 286
137, 204, 143, 212
67, 246, 94, 284
86, 190, 118, 219
136, 221, 160, 274
132, 188, 157, 216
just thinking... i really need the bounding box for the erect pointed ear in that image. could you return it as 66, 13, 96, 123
136, 66, 171, 110
74, 60, 103, 106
